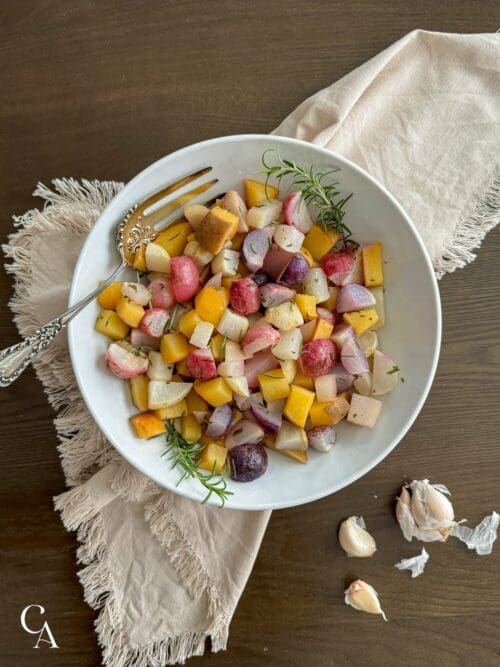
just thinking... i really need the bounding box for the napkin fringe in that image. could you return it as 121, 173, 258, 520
434, 167, 500, 278
55, 485, 229, 666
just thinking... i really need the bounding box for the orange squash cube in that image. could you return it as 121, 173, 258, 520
130, 412, 167, 439
244, 179, 279, 207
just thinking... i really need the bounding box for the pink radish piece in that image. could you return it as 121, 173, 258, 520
263, 244, 293, 281
307, 425, 336, 452
347, 394, 383, 428
105, 342, 148, 379
340, 337, 369, 375
230, 277, 261, 315
316, 307, 335, 325
225, 419, 265, 450
242, 228, 274, 272
206, 404, 233, 438
260, 283, 296, 308
333, 363, 355, 392
242, 322, 281, 356
170, 256, 200, 302
149, 277, 175, 310
244, 349, 280, 389
299, 339, 337, 377
139, 308, 170, 338
186, 348, 217, 380
284, 191, 313, 233
321, 251, 355, 286
130, 328, 160, 350
342, 246, 364, 285
336, 284, 376, 313
371, 350, 399, 395
331, 323, 355, 348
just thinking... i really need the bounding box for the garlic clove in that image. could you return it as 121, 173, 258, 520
344, 579, 387, 621
396, 480, 455, 542
338, 516, 377, 557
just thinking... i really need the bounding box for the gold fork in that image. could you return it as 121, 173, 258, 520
0, 167, 218, 387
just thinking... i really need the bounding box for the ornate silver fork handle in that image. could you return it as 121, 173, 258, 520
0, 261, 126, 388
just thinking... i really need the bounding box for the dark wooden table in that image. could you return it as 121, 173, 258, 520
1, 2, 498, 665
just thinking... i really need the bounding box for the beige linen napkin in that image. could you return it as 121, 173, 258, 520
3, 29, 499, 667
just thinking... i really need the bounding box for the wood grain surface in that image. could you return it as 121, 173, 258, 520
0, 2, 498, 666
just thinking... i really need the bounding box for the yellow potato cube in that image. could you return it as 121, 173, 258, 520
95, 309, 130, 340
195, 207, 239, 255
154, 399, 188, 420
179, 309, 202, 339
132, 244, 147, 272
362, 242, 384, 287
186, 389, 209, 413
181, 415, 201, 442
343, 308, 380, 336
115, 296, 145, 328
299, 247, 314, 268
160, 332, 190, 363
197, 443, 227, 474
302, 225, 341, 260
325, 395, 350, 424
97, 281, 124, 310
129, 375, 149, 412
244, 179, 279, 207
265, 434, 308, 463
313, 318, 334, 340
200, 433, 226, 448
284, 385, 315, 428
295, 294, 317, 321
293, 369, 315, 390
309, 400, 336, 427
257, 369, 290, 402
210, 333, 225, 362
130, 412, 166, 439
155, 221, 192, 257
194, 377, 232, 407
195, 286, 230, 327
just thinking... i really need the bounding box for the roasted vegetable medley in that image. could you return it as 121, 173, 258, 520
95, 159, 398, 504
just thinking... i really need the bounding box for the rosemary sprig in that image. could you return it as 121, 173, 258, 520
258, 149, 354, 245
162, 421, 233, 507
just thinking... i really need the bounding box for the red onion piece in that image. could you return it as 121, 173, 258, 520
206, 404, 233, 438
331, 323, 356, 348
225, 419, 265, 450
242, 228, 274, 272
340, 337, 369, 375
260, 283, 296, 308
205, 272, 223, 288
263, 243, 293, 281
244, 348, 280, 389
336, 284, 376, 313
279, 253, 309, 287
333, 363, 355, 391
249, 392, 283, 432
307, 425, 336, 452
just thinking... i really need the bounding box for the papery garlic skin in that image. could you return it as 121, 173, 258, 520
344, 579, 388, 621
396, 480, 455, 542
338, 516, 377, 557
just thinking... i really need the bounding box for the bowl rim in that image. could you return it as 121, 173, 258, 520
68, 133, 442, 510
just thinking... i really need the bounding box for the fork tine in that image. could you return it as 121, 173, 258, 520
147, 179, 218, 229
121, 167, 216, 263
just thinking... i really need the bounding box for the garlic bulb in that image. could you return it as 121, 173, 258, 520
344, 579, 387, 621
338, 516, 376, 557
396, 479, 455, 542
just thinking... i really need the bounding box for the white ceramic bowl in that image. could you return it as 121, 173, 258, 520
68, 134, 441, 510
